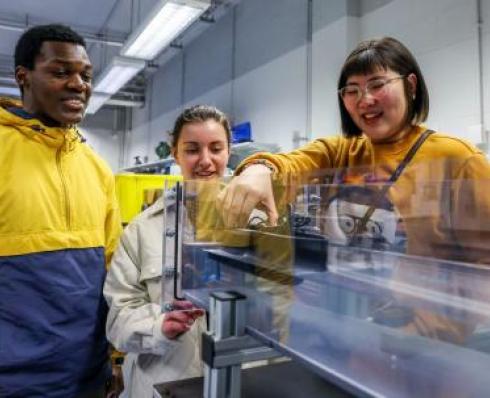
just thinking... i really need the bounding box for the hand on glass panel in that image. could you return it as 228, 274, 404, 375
217, 164, 278, 228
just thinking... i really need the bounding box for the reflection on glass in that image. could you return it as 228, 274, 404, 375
175, 161, 490, 398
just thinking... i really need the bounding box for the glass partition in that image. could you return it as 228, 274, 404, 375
169, 161, 490, 397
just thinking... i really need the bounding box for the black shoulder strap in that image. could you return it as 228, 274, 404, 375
352, 129, 434, 239
387, 129, 434, 185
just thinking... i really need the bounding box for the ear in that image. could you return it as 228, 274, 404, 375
407, 73, 417, 99
171, 147, 180, 166
15, 66, 29, 92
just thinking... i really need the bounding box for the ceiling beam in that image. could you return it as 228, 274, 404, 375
0, 19, 125, 47
106, 98, 144, 108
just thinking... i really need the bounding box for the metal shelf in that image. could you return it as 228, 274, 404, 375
119, 158, 174, 173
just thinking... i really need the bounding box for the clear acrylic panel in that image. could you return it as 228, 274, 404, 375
174, 161, 490, 397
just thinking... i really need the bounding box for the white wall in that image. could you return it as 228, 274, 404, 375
233, 46, 307, 151
311, 17, 358, 139
231, 0, 308, 151
359, 0, 483, 142
128, 90, 152, 166
80, 107, 121, 171
122, 0, 490, 169
82, 128, 121, 171
126, 0, 310, 167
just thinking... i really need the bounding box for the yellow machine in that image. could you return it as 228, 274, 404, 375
115, 173, 182, 224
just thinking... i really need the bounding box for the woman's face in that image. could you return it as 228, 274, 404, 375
173, 119, 229, 180
342, 68, 417, 143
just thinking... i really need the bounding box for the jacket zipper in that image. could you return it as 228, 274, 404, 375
56, 146, 71, 230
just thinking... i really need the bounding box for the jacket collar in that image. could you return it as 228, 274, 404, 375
146, 193, 176, 217
0, 97, 83, 152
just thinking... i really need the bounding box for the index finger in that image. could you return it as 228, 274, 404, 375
171, 300, 194, 311
221, 183, 237, 227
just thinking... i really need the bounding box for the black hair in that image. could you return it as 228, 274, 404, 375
337, 37, 430, 137
15, 24, 86, 71
171, 105, 231, 149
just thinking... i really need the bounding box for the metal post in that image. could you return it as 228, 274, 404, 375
204, 291, 246, 398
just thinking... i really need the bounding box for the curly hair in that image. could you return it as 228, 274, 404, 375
15, 24, 86, 70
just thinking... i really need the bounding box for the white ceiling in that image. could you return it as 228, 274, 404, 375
0, 0, 159, 74
0, 0, 238, 106
0, 0, 124, 29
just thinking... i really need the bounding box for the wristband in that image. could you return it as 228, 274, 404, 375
240, 159, 276, 174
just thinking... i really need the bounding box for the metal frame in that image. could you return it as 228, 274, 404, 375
202, 291, 282, 398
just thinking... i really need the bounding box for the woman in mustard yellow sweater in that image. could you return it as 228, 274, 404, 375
219, 36, 490, 266
216, 37, 490, 357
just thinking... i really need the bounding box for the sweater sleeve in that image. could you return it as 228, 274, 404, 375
450, 153, 490, 266
398, 153, 490, 343
235, 136, 342, 176
103, 223, 182, 357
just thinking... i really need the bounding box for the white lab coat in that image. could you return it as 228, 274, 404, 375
104, 197, 205, 398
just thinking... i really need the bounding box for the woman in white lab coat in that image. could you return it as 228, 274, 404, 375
104, 105, 231, 397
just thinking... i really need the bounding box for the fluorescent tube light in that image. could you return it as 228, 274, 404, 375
86, 56, 145, 114
0, 86, 20, 97
121, 0, 210, 60
85, 92, 111, 115
93, 56, 146, 95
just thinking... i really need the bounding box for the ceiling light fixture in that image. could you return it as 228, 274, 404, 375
0, 86, 20, 98
93, 56, 146, 95
121, 0, 211, 60
86, 56, 145, 114
85, 92, 111, 115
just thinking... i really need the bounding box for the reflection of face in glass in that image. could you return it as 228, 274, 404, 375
173, 119, 230, 180
324, 198, 397, 245
338, 214, 383, 237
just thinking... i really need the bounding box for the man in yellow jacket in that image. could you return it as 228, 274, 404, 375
0, 24, 121, 397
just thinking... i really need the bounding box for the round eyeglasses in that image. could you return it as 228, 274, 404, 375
338, 75, 405, 103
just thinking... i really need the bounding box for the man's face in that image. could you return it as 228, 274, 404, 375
16, 41, 93, 127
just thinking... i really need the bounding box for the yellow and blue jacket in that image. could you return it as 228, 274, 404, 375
0, 98, 122, 397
